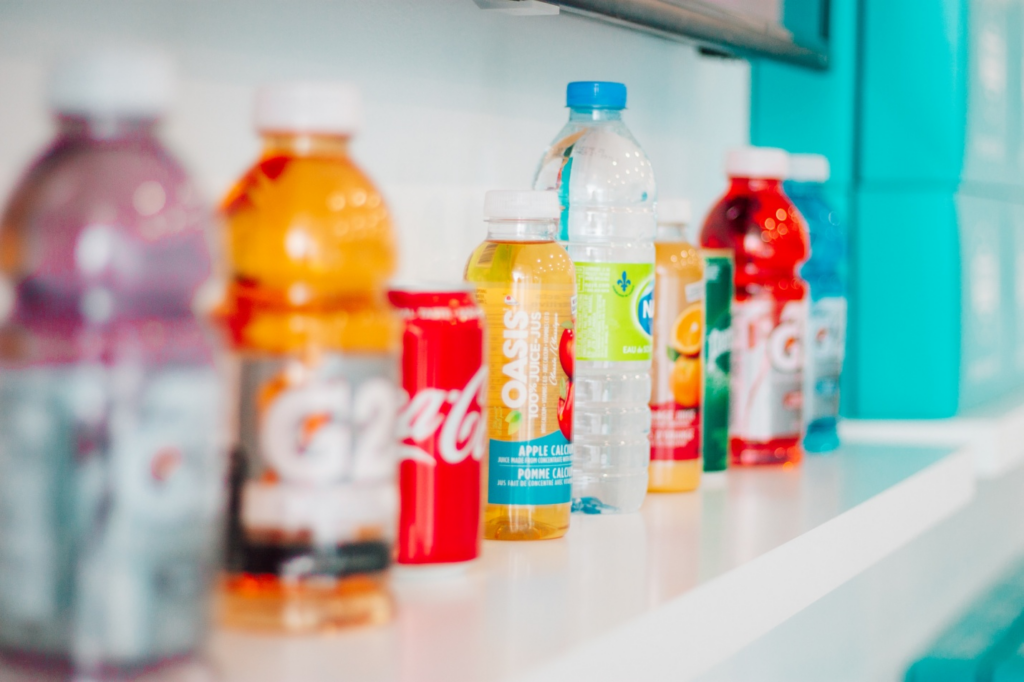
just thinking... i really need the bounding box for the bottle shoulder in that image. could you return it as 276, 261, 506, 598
4, 136, 198, 224
535, 120, 655, 207
220, 152, 396, 291
465, 240, 575, 285
222, 153, 384, 217
0, 135, 211, 293
700, 189, 808, 262
654, 240, 703, 275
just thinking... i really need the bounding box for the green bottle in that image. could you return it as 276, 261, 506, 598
701, 250, 733, 472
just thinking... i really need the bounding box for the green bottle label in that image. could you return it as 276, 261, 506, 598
574, 262, 654, 362
701, 250, 733, 472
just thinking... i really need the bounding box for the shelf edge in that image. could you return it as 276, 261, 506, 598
518, 446, 976, 682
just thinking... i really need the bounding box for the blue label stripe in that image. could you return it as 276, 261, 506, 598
487, 430, 573, 506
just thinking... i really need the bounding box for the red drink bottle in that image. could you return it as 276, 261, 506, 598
700, 147, 809, 466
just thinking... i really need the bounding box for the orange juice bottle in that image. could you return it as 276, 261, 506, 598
215, 83, 399, 632
649, 199, 703, 492
465, 191, 576, 540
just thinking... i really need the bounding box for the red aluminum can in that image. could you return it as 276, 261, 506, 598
389, 283, 485, 565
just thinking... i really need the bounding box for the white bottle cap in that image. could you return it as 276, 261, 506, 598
725, 146, 790, 179
657, 198, 691, 225
255, 82, 361, 135
788, 154, 831, 182
484, 190, 561, 220
48, 47, 174, 119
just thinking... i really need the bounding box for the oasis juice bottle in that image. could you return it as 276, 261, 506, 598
465, 191, 575, 540
216, 83, 399, 631
700, 147, 809, 467
649, 199, 703, 492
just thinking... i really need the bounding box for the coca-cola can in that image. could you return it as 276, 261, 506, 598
389, 283, 486, 565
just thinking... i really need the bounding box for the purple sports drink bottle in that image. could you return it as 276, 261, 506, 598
0, 49, 223, 678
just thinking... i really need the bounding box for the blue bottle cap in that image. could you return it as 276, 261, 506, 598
566, 81, 627, 110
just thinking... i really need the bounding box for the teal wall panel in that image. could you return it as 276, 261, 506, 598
859, 0, 967, 186
958, 193, 1010, 409
1006, 204, 1024, 381
751, 0, 861, 413
751, 0, 858, 187
854, 190, 960, 418
963, 0, 1015, 187
752, 0, 1024, 418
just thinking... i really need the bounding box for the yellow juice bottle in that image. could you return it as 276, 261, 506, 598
465, 191, 576, 540
649, 199, 703, 492
214, 83, 399, 632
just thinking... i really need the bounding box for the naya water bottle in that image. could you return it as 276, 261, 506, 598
535, 81, 656, 514
785, 154, 846, 453
0, 49, 223, 677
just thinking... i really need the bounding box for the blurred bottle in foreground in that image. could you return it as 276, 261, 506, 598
701, 147, 809, 467
0, 49, 223, 677
465, 190, 575, 540
648, 199, 703, 492
216, 83, 399, 631
785, 154, 846, 454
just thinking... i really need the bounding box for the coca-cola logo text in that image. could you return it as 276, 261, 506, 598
396, 367, 487, 466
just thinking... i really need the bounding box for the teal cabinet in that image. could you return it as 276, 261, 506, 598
752, 0, 1024, 418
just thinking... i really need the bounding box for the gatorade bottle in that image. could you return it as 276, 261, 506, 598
649, 199, 703, 492
216, 83, 399, 631
465, 190, 575, 540
0, 49, 222, 675
534, 81, 656, 514
785, 154, 846, 453
700, 147, 809, 466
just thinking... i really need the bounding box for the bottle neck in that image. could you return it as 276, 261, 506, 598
261, 132, 351, 158
486, 219, 557, 242
656, 224, 686, 241
728, 177, 783, 193
57, 115, 159, 141
568, 107, 623, 123
783, 179, 823, 197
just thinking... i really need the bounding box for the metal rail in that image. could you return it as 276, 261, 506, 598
524, 0, 829, 69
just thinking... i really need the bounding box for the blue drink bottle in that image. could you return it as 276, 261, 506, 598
785, 154, 846, 453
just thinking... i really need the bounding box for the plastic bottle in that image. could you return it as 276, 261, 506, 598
785, 154, 846, 453
648, 199, 703, 492
534, 81, 655, 514
465, 190, 576, 540
700, 147, 809, 466
0, 49, 222, 676
216, 83, 399, 632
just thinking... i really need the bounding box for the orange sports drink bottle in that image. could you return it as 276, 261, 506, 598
465, 190, 576, 540
215, 83, 399, 631
701, 147, 809, 466
648, 199, 703, 492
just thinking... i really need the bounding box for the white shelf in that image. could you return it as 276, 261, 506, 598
697, 455, 1024, 681
209, 443, 974, 682
841, 392, 1024, 479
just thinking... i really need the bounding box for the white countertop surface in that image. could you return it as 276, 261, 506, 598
210, 443, 974, 682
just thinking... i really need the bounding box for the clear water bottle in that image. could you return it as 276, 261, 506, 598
785, 154, 846, 453
535, 81, 656, 514
0, 49, 223, 677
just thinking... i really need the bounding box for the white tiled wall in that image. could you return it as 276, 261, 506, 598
0, 0, 749, 280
